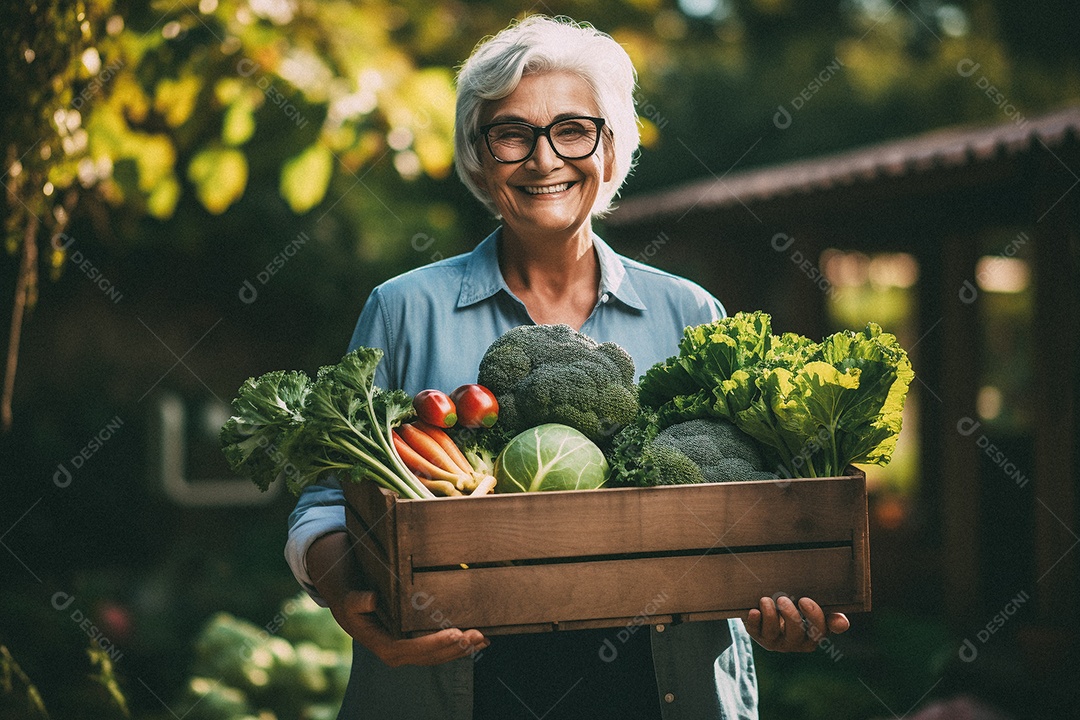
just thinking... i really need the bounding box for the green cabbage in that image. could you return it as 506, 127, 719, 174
494, 423, 609, 492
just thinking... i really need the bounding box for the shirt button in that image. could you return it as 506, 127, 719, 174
664, 693, 675, 703
655, 624, 665, 633
600, 293, 609, 303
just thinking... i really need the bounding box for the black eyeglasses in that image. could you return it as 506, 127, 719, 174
476, 116, 606, 164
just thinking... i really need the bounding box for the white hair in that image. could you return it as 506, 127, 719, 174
454, 15, 640, 218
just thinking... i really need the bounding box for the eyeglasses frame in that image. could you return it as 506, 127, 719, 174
475, 115, 607, 164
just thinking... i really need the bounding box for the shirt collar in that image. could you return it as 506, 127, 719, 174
457, 227, 647, 311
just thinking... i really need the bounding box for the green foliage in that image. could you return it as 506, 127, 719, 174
1, 644, 49, 718
175, 594, 351, 720
218, 370, 311, 491
494, 423, 610, 492
638, 312, 913, 478
477, 323, 639, 446
280, 143, 334, 213
2, 642, 135, 719
86, 646, 129, 718
219, 348, 434, 498
187, 146, 248, 215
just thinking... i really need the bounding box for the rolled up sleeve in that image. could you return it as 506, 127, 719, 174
285, 477, 347, 606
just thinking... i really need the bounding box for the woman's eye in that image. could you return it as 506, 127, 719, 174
492, 127, 532, 143
555, 122, 588, 137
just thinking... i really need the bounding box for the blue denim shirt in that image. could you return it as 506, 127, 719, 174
286, 228, 759, 719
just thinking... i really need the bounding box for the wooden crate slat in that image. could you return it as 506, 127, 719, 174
346, 472, 870, 637
397, 476, 864, 568
850, 473, 872, 612
343, 480, 399, 554
344, 488, 402, 632
397, 546, 858, 634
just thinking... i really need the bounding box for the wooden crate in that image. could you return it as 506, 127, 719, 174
342, 470, 870, 637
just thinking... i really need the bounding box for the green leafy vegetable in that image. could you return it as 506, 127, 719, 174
220, 348, 435, 498
178, 595, 352, 719
638, 313, 914, 478
494, 423, 610, 492
219, 370, 311, 492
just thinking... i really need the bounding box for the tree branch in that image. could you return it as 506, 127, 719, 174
3, 211, 39, 433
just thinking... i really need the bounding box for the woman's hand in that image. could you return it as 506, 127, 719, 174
307, 532, 490, 667
743, 595, 850, 653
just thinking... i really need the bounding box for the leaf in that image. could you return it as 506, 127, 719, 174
413, 131, 452, 179
87, 646, 130, 717
187, 147, 248, 214
1, 644, 50, 718
280, 143, 333, 213
131, 134, 176, 193
221, 96, 257, 146
145, 175, 180, 219
154, 74, 203, 127
220, 370, 311, 490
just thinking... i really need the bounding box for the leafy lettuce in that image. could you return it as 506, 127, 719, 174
638, 313, 914, 478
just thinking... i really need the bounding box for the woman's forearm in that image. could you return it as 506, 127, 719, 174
306, 530, 363, 604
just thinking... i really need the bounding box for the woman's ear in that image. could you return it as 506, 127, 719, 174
602, 135, 615, 183
471, 168, 490, 196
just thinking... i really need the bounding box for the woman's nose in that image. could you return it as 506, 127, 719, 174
525, 134, 563, 173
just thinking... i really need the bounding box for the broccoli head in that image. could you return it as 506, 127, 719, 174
608, 414, 777, 486
607, 412, 703, 487
654, 418, 778, 483
477, 324, 638, 446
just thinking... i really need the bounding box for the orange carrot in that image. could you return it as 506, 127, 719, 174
399, 423, 463, 476
392, 430, 467, 486
414, 421, 473, 474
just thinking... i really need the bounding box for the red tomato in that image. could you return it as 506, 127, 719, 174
412, 389, 457, 428
450, 384, 499, 429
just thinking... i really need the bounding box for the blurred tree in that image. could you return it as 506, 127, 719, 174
0, 0, 672, 430
624, 0, 1079, 197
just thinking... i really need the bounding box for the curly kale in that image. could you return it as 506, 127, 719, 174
219, 370, 311, 491
477, 324, 638, 447
220, 348, 435, 498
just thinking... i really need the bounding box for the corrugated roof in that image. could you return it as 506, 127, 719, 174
609, 105, 1080, 226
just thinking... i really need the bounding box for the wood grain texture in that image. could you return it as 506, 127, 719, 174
344, 481, 403, 632
398, 546, 857, 634
395, 475, 865, 567
345, 471, 870, 637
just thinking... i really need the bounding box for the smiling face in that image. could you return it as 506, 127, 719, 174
475, 71, 613, 243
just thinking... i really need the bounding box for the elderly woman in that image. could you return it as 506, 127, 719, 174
286, 15, 849, 720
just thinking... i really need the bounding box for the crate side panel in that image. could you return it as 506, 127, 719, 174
343, 480, 399, 556
345, 503, 402, 632
851, 473, 872, 608
402, 477, 864, 567
397, 546, 857, 634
